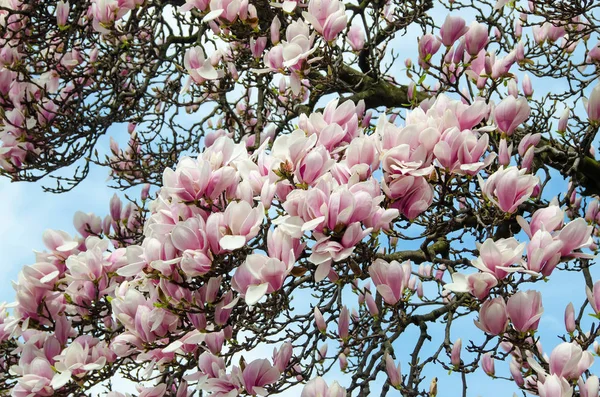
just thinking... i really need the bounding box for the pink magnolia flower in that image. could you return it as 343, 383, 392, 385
368, 259, 408, 305
549, 342, 594, 380
170, 216, 212, 277
271, 129, 317, 170
439, 15, 468, 47
231, 254, 292, 305
475, 297, 508, 335
564, 303, 576, 333
506, 290, 544, 333
178, 0, 210, 12
494, 96, 530, 135
73, 211, 103, 238
525, 229, 562, 276
433, 128, 493, 175
241, 359, 281, 395
53, 337, 114, 384
338, 306, 349, 340
184, 46, 219, 84
467, 272, 498, 299
163, 157, 237, 202
219, 201, 264, 251
202, 0, 252, 24
479, 166, 539, 213
56, 1, 69, 26
385, 353, 402, 388
303, 0, 347, 42
498, 138, 511, 166
90, 0, 120, 26
464, 21, 488, 55
586, 280, 600, 316
347, 24, 365, 51
517, 198, 564, 238
270, 16, 281, 44
345, 136, 380, 179
558, 108, 570, 133
472, 238, 524, 279
557, 218, 593, 257
301, 377, 346, 397
281, 20, 317, 87
523, 74, 533, 97
384, 176, 433, 220
451, 338, 462, 367
270, 342, 293, 374
579, 376, 599, 397
481, 353, 495, 376
418, 34, 441, 65
295, 145, 334, 185
314, 307, 326, 333
267, 227, 304, 266
12, 357, 56, 396
250, 37, 267, 58
308, 226, 371, 281
537, 374, 573, 397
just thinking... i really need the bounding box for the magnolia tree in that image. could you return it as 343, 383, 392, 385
2, 0, 600, 396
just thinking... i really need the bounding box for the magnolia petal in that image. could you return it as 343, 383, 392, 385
163, 340, 184, 353
116, 261, 146, 277
281, 0, 296, 12
40, 270, 60, 284
315, 262, 331, 283
219, 235, 246, 250
51, 370, 72, 389
302, 216, 325, 232
57, 241, 78, 252
202, 9, 223, 22
245, 283, 269, 305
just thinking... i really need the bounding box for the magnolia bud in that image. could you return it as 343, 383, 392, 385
314, 307, 326, 333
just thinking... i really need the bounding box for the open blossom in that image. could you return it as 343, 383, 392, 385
219, 201, 264, 250
241, 359, 281, 395
12, 357, 57, 396
537, 374, 573, 397
433, 128, 493, 175
472, 238, 524, 279
232, 254, 292, 305
303, 0, 347, 42
184, 46, 218, 84
301, 377, 346, 397
444, 272, 498, 300
525, 229, 562, 276
517, 198, 564, 238
170, 216, 212, 277
556, 218, 593, 257
548, 342, 594, 380
479, 166, 539, 213
162, 156, 237, 202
